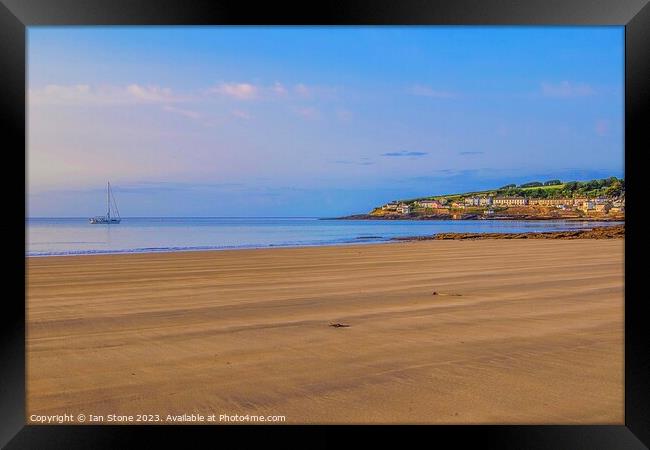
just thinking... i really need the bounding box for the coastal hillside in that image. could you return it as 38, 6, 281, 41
352, 177, 625, 220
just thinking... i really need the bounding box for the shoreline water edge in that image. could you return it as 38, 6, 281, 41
26, 222, 624, 258
327, 214, 624, 221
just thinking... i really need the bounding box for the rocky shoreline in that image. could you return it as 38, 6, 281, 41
392, 224, 625, 241
327, 214, 623, 221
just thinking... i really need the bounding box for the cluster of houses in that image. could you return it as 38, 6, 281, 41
381, 202, 413, 214
380, 195, 625, 215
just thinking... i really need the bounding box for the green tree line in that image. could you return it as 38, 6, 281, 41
497, 177, 624, 198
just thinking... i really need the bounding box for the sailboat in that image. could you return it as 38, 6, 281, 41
89, 182, 121, 224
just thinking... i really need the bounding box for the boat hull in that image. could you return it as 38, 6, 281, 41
89, 217, 121, 224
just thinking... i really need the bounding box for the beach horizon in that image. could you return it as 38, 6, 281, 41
26, 217, 623, 257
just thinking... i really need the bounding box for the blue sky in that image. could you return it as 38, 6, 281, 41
27, 26, 624, 217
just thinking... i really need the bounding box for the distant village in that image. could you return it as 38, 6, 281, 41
365, 178, 625, 220
380, 195, 625, 215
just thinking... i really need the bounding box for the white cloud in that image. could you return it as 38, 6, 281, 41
210, 82, 258, 100
162, 105, 201, 119
272, 82, 288, 96
541, 81, 595, 98
33, 81, 315, 106
127, 84, 178, 102
30, 84, 186, 106
207, 81, 332, 102
409, 85, 457, 99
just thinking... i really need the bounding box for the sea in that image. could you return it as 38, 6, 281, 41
25, 217, 623, 257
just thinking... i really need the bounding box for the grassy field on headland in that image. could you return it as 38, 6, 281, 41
404, 176, 624, 204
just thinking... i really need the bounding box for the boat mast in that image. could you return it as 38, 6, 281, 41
111, 183, 121, 219
107, 181, 111, 220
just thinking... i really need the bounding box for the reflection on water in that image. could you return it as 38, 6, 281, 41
26, 217, 622, 256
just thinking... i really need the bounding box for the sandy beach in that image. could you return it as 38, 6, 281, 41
26, 239, 624, 424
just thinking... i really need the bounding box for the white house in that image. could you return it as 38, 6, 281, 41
464, 197, 481, 206
397, 203, 411, 214
419, 199, 441, 209
382, 201, 399, 211
493, 197, 529, 206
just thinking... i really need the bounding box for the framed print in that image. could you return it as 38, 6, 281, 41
2, 0, 648, 448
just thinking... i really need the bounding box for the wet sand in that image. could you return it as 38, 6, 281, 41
26, 239, 624, 424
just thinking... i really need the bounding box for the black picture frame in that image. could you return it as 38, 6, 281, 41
2, 0, 648, 448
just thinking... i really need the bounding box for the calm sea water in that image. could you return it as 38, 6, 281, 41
26, 217, 622, 257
